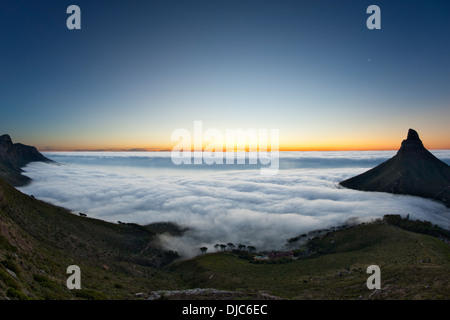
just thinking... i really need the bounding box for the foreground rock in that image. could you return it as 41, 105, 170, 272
138, 288, 283, 300
340, 129, 450, 207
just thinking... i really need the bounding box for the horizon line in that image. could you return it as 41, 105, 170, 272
38, 147, 450, 153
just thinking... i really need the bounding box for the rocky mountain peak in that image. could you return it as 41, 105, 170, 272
0, 134, 14, 156
340, 129, 450, 207
406, 129, 420, 141
397, 128, 426, 157
0, 134, 51, 168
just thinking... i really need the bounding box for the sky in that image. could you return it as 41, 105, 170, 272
1, 0, 449, 151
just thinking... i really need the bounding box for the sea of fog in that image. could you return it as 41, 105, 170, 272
18, 150, 450, 258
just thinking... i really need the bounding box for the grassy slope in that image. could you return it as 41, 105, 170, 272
169, 223, 450, 299
0, 178, 186, 299
0, 161, 30, 187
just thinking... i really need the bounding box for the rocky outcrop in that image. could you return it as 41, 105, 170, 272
0, 134, 52, 186
139, 288, 283, 300
340, 129, 450, 207
0, 134, 50, 167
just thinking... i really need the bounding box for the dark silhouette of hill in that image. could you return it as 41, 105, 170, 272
340, 129, 450, 207
0, 134, 52, 186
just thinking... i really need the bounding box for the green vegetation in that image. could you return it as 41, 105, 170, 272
6, 288, 29, 300
0, 268, 19, 290
1, 259, 20, 276
1, 173, 450, 300
74, 289, 108, 300
0, 177, 187, 300
383, 214, 450, 239
170, 221, 450, 299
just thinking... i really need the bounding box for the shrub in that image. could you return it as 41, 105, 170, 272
1, 259, 20, 276
6, 288, 29, 300
33, 274, 60, 290
383, 214, 450, 239
0, 268, 19, 289
383, 214, 402, 226
0, 235, 17, 252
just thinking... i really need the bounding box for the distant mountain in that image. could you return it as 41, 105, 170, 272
340, 129, 450, 207
0, 134, 52, 186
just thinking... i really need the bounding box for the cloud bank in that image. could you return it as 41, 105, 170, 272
18, 151, 450, 258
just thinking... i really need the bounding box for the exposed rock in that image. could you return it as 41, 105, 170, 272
6, 268, 18, 280
340, 129, 450, 207
0, 134, 52, 186
0, 134, 51, 167
135, 292, 147, 298
141, 288, 284, 300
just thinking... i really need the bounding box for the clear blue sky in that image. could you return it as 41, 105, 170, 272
1, 0, 449, 150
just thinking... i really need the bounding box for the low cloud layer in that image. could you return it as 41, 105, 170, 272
18, 152, 450, 258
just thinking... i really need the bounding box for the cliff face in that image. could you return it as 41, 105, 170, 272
0, 134, 50, 167
0, 134, 52, 186
340, 129, 450, 207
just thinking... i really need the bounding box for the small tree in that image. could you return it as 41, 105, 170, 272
214, 244, 220, 251
247, 246, 256, 253
383, 214, 402, 226
227, 243, 236, 250
219, 244, 227, 251
237, 244, 246, 251
200, 247, 208, 255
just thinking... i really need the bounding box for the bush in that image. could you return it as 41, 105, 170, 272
6, 287, 29, 300
1, 259, 20, 276
383, 214, 403, 226
383, 214, 450, 239
74, 289, 107, 300
33, 274, 60, 290
0, 268, 19, 289
0, 235, 17, 252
